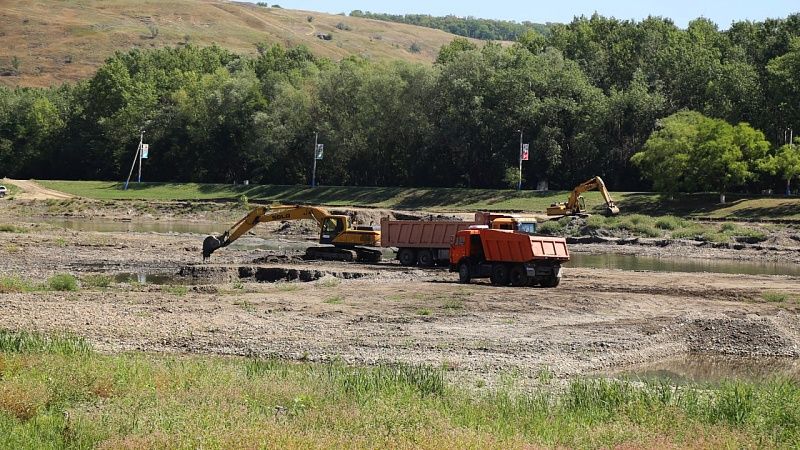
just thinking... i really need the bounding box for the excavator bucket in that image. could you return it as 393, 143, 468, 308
202, 235, 223, 260
605, 204, 620, 216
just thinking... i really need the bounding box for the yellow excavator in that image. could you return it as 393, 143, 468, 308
202, 205, 382, 262
546, 176, 620, 217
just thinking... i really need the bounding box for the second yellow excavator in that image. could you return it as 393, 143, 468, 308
202, 205, 382, 262
546, 176, 620, 217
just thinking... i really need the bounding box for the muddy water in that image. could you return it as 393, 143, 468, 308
610, 354, 800, 384
569, 253, 800, 277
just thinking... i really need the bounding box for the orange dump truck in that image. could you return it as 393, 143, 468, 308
380, 213, 538, 267
449, 228, 570, 287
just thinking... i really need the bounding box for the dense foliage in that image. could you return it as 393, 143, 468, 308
349, 10, 551, 41
1, 13, 800, 193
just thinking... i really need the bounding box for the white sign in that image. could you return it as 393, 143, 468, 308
315, 143, 324, 160
141, 144, 149, 159
520, 143, 529, 161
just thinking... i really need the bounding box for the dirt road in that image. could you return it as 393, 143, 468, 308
1, 221, 799, 387
2, 178, 73, 200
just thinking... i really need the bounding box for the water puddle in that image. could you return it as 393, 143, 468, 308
569, 253, 800, 277
37, 218, 223, 235
609, 354, 800, 384
113, 272, 180, 285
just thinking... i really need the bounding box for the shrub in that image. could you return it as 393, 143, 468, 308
336, 22, 352, 31
537, 220, 564, 235
48, 273, 78, 291
409, 42, 422, 53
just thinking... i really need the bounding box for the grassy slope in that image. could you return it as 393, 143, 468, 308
0, 0, 481, 88
38, 180, 800, 219
1, 330, 799, 448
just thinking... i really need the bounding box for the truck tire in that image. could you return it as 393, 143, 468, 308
398, 248, 417, 266
458, 263, 471, 284
417, 249, 434, 267
540, 275, 561, 288
509, 264, 527, 287
490, 264, 510, 286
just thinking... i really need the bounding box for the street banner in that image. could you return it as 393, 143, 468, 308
141, 144, 149, 159
521, 143, 529, 161
315, 144, 324, 160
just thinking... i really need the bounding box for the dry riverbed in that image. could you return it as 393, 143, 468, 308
2, 202, 800, 388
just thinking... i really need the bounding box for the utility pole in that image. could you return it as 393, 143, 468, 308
138, 130, 145, 183
124, 130, 145, 190
517, 129, 523, 191
311, 131, 318, 188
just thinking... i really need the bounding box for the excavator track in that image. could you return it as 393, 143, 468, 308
303, 246, 383, 263
304, 247, 358, 262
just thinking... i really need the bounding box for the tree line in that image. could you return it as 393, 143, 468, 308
349, 10, 551, 41
1, 13, 799, 194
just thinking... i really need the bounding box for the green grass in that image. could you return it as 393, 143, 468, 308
1, 330, 800, 448
761, 291, 800, 303
0, 274, 80, 293
47, 273, 78, 292
80, 274, 112, 288
324, 295, 344, 305
37, 180, 800, 219
0, 224, 26, 233
165, 285, 189, 297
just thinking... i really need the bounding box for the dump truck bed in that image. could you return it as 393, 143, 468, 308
379, 218, 473, 249
479, 229, 569, 262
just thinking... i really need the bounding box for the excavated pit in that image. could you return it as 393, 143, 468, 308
177, 264, 376, 283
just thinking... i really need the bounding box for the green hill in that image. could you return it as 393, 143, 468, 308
0, 0, 483, 88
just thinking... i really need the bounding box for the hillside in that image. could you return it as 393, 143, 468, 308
0, 0, 483, 88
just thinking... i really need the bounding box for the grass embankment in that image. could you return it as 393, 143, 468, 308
539, 214, 772, 243
1, 329, 800, 448
37, 180, 800, 220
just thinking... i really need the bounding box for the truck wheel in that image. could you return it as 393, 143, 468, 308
417, 249, 434, 267
540, 275, 561, 288
509, 265, 527, 287
398, 248, 417, 266
458, 263, 471, 284
490, 264, 510, 286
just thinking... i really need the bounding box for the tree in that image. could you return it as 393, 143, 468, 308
632, 111, 771, 202
762, 141, 800, 194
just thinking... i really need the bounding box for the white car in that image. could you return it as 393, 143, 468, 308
0, 185, 7, 197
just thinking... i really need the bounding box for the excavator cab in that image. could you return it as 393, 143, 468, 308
319, 216, 347, 244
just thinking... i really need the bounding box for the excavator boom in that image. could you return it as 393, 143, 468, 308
546, 176, 620, 216
202, 205, 381, 263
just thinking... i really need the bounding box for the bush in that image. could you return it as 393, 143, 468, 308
336, 22, 352, 31
537, 220, 564, 235
48, 273, 78, 291
409, 42, 422, 53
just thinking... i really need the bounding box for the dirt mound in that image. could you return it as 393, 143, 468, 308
684, 317, 800, 357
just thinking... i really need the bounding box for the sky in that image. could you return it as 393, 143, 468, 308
250, 0, 799, 29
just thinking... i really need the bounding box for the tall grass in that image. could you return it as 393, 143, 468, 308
0, 330, 91, 355
1, 336, 799, 448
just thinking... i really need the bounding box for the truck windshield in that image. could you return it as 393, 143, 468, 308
517, 222, 537, 235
